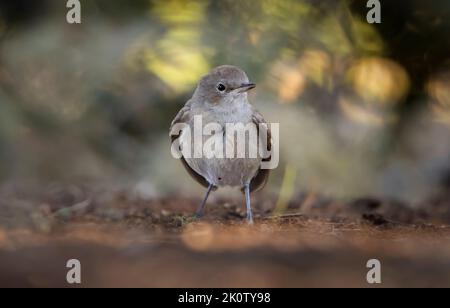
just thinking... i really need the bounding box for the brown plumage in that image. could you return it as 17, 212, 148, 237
170, 65, 271, 223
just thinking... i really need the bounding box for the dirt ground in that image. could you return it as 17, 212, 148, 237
0, 184, 450, 288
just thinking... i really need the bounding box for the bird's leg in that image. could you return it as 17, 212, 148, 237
244, 183, 254, 225
196, 183, 214, 218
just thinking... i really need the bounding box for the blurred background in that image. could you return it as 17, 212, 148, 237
0, 0, 449, 206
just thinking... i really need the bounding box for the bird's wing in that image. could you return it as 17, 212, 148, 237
169, 100, 212, 189
248, 108, 272, 193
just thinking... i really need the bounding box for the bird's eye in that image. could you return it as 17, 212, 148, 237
217, 83, 226, 92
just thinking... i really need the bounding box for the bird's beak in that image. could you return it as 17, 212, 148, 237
235, 83, 256, 93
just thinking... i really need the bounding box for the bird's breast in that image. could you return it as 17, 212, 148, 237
182, 98, 261, 187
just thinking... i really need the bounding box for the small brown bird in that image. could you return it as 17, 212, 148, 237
170, 65, 271, 224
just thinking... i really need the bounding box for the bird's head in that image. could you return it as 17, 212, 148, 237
193, 65, 255, 105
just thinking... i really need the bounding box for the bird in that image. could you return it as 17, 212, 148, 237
170, 65, 271, 224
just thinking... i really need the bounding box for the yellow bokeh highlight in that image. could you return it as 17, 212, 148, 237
347, 57, 410, 105
428, 76, 450, 124
270, 49, 331, 103
428, 79, 450, 108
143, 43, 210, 93
299, 49, 331, 87
151, 0, 207, 25
271, 60, 306, 103
138, 0, 211, 93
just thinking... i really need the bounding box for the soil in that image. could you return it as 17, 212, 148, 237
0, 185, 450, 287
